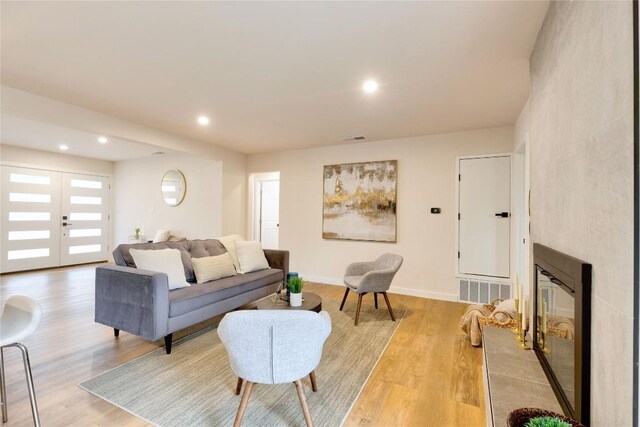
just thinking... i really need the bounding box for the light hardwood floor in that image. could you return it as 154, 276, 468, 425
0, 264, 485, 427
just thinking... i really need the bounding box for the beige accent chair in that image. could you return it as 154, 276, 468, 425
340, 253, 403, 326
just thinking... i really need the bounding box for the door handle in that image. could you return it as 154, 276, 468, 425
62, 222, 74, 226
494, 212, 509, 218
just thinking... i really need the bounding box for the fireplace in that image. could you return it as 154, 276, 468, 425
533, 244, 592, 425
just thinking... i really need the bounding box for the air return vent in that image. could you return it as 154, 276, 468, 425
458, 278, 512, 304
342, 135, 367, 142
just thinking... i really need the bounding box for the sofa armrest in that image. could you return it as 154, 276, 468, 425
95, 265, 170, 341
264, 249, 289, 278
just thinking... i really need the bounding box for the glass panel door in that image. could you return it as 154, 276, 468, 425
59, 173, 110, 266
1, 166, 61, 273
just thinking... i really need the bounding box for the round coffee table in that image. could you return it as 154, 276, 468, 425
256, 292, 322, 313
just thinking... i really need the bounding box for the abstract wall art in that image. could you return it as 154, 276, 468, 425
322, 160, 397, 242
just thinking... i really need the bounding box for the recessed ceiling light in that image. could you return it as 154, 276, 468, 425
98, 136, 108, 144
59, 144, 69, 151
197, 116, 210, 126
362, 80, 378, 93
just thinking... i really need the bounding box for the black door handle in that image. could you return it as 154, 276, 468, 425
495, 212, 510, 218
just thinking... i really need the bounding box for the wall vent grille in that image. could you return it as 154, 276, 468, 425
458, 278, 512, 304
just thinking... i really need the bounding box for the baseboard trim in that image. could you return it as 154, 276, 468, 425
303, 275, 458, 302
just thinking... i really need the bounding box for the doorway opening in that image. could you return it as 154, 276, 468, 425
250, 172, 280, 249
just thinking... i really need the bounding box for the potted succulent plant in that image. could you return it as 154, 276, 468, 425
134, 227, 141, 240
288, 276, 305, 307
507, 408, 584, 427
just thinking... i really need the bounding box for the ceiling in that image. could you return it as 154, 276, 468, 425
1, 115, 175, 161
1, 1, 549, 155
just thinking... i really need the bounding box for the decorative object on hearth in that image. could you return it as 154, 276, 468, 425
516, 297, 530, 350
507, 408, 583, 427
287, 276, 305, 307
460, 297, 516, 346
322, 160, 397, 242
511, 276, 523, 334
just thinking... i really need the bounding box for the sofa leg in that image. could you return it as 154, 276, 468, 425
164, 334, 173, 354
374, 293, 378, 309
114, 328, 119, 337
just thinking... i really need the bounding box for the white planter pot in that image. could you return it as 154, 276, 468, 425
290, 292, 302, 307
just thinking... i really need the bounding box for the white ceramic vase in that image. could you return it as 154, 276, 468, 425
290, 292, 302, 307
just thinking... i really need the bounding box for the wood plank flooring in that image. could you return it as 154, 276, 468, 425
0, 265, 485, 426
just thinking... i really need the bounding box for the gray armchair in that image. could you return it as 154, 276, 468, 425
340, 253, 404, 326
218, 310, 331, 427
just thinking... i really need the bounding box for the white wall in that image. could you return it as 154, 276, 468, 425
113, 154, 222, 245
247, 126, 513, 300
0, 144, 114, 176
2, 86, 248, 239
529, 1, 633, 424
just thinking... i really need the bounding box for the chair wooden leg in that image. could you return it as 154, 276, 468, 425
339, 288, 350, 311
355, 294, 363, 326
382, 292, 396, 321
235, 377, 243, 395
374, 293, 378, 309
233, 380, 254, 427
294, 380, 314, 427
309, 370, 317, 392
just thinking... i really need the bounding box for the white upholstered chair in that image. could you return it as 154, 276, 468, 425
341, 253, 403, 326
0, 295, 42, 426
218, 310, 331, 427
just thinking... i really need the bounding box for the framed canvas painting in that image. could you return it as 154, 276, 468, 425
322, 160, 397, 242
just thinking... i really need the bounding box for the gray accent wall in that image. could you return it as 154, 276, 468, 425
529, 1, 634, 424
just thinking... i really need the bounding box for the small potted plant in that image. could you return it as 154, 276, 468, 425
134, 227, 141, 240
507, 408, 583, 427
288, 276, 304, 307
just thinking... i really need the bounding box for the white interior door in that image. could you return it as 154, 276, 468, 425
259, 180, 279, 249
59, 173, 110, 266
1, 166, 62, 273
458, 156, 511, 278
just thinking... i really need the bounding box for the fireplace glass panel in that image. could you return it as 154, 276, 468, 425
536, 267, 575, 410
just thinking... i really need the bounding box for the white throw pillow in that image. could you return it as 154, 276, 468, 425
235, 240, 270, 274
216, 234, 245, 272
191, 253, 237, 284
152, 229, 171, 243
130, 248, 190, 290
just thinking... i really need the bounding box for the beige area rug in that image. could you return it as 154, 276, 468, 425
79, 299, 404, 426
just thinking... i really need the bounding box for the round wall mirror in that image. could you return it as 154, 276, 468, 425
161, 169, 186, 207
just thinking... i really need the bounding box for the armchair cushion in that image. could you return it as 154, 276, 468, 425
344, 275, 363, 290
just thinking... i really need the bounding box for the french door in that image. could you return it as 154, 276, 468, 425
1, 166, 110, 273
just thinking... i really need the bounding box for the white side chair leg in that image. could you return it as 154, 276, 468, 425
15, 344, 40, 427
0, 347, 7, 423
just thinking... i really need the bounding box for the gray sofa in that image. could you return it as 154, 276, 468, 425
95, 239, 289, 354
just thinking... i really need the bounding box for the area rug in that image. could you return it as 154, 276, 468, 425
79, 299, 404, 426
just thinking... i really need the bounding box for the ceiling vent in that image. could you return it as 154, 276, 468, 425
342, 135, 367, 142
